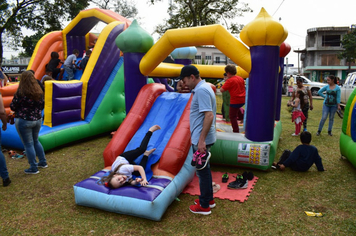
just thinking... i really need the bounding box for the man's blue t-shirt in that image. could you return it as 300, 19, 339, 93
190, 80, 216, 146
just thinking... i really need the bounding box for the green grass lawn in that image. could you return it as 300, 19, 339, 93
1, 96, 355, 235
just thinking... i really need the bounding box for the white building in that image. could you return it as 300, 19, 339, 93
194, 46, 233, 65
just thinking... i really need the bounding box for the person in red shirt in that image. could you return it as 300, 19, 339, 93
220, 64, 246, 133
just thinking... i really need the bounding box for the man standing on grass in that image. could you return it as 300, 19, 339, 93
179, 65, 216, 215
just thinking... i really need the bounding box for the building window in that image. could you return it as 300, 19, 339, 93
322, 35, 341, 47
215, 57, 220, 63
321, 54, 340, 66
205, 55, 212, 60
195, 55, 201, 60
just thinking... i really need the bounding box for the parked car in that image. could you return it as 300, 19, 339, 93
283, 75, 325, 96
340, 72, 356, 107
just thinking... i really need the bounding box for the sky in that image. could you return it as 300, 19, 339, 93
133, 0, 356, 67
4, 0, 356, 67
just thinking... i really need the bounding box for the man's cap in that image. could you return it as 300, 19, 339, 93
179, 65, 199, 80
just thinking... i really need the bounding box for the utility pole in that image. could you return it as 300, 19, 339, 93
297, 48, 300, 74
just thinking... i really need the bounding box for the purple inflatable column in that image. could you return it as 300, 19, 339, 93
245, 46, 280, 141
116, 20, 154, 114
275, 42, 291, 121
175, 59, 191, 65
123, 53, 147, 113
275, 57, 285, 121
240, 8, 288, 142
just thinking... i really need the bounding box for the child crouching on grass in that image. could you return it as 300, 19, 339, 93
100, 125, 161, 189
272, 131, 324, 172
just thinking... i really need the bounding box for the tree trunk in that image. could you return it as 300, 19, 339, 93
0, 32, 3, 66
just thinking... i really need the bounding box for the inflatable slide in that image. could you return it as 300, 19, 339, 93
0, 9, 130, 150
133, 8, 287, 171
74, 84, 195, 221
74, 8, 289, 221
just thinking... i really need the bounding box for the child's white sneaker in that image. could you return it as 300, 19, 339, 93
291, 133, 299, 136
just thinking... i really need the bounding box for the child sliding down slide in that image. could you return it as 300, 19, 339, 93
101, 125, 161, 188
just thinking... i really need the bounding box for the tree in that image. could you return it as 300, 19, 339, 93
150, 0, 252, 36
114, 0, 138, 19
90, 0, 138, 19
0, 0, 90, 65
11, 0, 138, 60
339, 28, 356, 74
20, 32, 46, 57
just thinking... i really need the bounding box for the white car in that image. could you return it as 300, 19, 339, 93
340, 72, 356, 107
283, 75, 325, 96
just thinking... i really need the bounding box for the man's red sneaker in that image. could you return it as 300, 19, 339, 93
189, 204, 211, 215
194, 199, 216, 208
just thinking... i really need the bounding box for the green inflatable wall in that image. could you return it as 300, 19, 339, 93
210, 120, 282, 171
39, 65, 126, 150
340, 88, 356, 168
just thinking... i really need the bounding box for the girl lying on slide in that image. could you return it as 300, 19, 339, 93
101, 125, 161, 189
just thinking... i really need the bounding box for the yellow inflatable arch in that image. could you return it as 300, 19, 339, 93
140, 24, 251, 78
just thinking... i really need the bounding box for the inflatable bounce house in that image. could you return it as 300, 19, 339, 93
73, 8, 290, 220
340, 88, 356, 168
1, 9, 132, 150
0, 6, 291, 220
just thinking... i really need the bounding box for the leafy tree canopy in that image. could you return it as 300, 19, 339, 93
339, 29, 356, 63
0, 0, 90, 64
1, 0, 139, 61
150, 0, 252, 36
20, 31, 45, 57
91, 0, 138, 19
338, 28, 356, 73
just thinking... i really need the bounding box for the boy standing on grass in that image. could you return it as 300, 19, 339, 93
273, 131, 324, 172
63, 49, 79, 80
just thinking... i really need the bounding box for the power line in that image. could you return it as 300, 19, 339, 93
288, 31, 306, 38
272, 0, 285, 16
